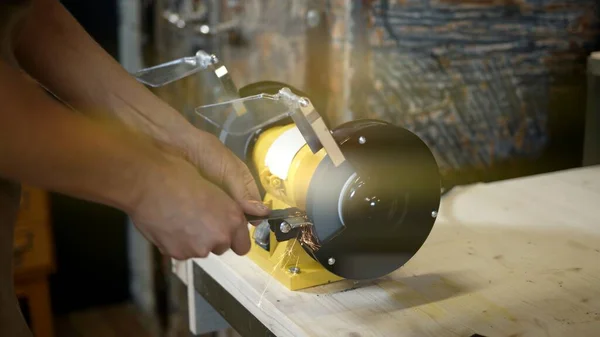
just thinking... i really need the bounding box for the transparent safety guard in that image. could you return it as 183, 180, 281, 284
132, 50, 345, 167
132, 51, 217, 87
194, 93, 297, 135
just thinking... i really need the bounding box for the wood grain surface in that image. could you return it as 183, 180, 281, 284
193, 165, 600, 337
14, 186, 54, 280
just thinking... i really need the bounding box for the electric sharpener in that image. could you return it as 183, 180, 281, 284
133, 51, 442, 291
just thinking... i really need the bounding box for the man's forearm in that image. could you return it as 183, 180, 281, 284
0, 60, 168, 213
13, 0, 194, 150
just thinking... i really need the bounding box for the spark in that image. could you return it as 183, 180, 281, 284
299, 225, 321, 253
257, 239, 297, 307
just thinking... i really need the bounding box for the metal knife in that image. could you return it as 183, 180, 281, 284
245, 207, 306, 222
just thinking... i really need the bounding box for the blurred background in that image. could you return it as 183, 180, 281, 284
12, 0, 599, 336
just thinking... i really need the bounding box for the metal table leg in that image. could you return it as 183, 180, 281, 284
583, 52, 600, 166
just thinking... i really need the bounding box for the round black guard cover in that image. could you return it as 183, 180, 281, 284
306, 120, 441, 280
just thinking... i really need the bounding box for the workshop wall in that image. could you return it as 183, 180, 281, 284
330, 0, 600, 181
218, 0, 599, 185
221, 1, 309, 90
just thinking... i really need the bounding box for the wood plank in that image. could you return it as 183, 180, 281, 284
16, 186, 50, 226
14, 186, 55, 280
56, 303, 155, 337
193, 165, 600, 337
66, 309, 118, 337
13, 220, 54, 279
26, 279, 54, 337
99, 303, 158, 337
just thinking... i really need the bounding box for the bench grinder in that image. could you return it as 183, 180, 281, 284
134, 51, 441, 291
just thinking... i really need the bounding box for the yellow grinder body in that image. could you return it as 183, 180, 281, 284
245, 123, 343, 290
251, 124, 325, 210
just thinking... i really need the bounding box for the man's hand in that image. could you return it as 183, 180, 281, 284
0, 54, 269, 260
143, 127, 271, 257
12, 0, 271, 258
131, 152, 267, 259
182, 130, 266, 215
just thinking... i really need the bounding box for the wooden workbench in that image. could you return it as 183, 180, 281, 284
179, 165, 600, 337
14, 186, 55, 337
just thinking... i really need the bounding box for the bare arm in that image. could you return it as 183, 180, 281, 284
7, 0, 269, 258
0, 60, 166, 214
13, 0, 191, 150
0, 59, 263, 258
13, 0, 266, 213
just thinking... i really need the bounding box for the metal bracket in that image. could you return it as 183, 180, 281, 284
132, 49, 219, 87
246, 207, 314, 242
205, 53, 239, 101
268, 216, 312, 242
133, 53, 344, 167
278, 88, 346, 167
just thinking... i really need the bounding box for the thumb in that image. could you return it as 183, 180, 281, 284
226, 159, 270, 216
188, 132, 270, 216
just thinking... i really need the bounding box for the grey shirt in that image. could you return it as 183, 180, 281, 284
0, 1, 36, 336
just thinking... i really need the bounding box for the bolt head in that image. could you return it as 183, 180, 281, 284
210, 54, 219, 64
280, 222, 291, 233
200, 25, 210, 34
328, 257, 335, 265
431, 210, 438, 218
299, 97, 309, 107
306, 10, 320, 27
289, 266, 300, 274
271, 177, 282, 187
358, 136, 366, 144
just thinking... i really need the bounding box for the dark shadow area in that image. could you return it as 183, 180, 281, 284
60, 0, 119, 58
48, 0, 129, 315
49, 193, 128, 314
300, 270, 480, 309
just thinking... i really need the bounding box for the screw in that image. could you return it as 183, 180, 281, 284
289, 266, 300, 274
200, 25, 210, 34
210, 54, 219, 64
358, 136, 366, 144
298, 97, 309, 107
271, 177, 282, 188
328, 257, 335, 265
280, 222, 291, 233
431, 210, 438, 218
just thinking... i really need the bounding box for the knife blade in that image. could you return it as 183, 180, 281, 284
245, 207, 306, 222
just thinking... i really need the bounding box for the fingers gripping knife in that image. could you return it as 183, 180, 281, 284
133, 51, 442, 294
